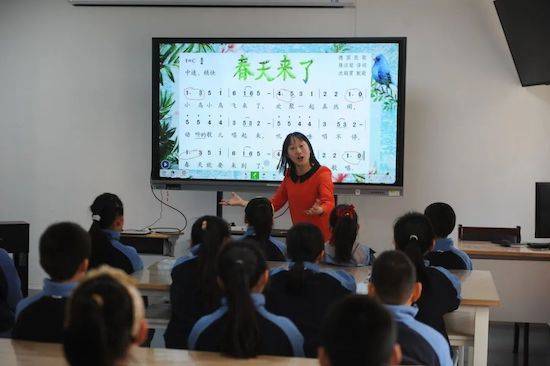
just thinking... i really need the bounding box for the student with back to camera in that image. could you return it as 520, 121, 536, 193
188, 240, 304, 358
265, 223, 356, 357
88, 193, 143, 274
369, 250, 453, 366
241, 197, 287, 261
424, 202, 473, 270
13, 222, 90, 343
393, 212, 461, 344
164, 215, 230, 349
324, 204, 375, 267
63, 266, 148, 366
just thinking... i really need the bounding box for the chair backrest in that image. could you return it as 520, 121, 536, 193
458, 225, 521, 243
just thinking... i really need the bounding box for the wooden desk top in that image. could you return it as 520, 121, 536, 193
458, 241, 550, 261
0, 339, 317, 366
134, 260, 501, 307
122, 232, 181, 240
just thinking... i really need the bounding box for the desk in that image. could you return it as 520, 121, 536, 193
458, 240, 550, 324
133, 260, 500, 366
459, 241, 550, 261
121, 232, 181, 257
0, 339, 317, 366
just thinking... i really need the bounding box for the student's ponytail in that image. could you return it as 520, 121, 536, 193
329, 205, 359, 263
89, 193, 124, 268
393, 212, 435, 286
217, 241, 267, 358
245, 197, 274, 245
195, 216, 230, 308
64, 268, 139, 366
286, 223, 324, 295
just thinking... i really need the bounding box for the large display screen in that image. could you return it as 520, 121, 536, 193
152, 38, 406, 192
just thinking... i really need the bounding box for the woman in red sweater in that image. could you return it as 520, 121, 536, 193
221, 132, 335, 241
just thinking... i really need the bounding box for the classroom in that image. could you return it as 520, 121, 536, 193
1, 1, 549, 365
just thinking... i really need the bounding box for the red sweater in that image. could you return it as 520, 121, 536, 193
271, 166, 335, 241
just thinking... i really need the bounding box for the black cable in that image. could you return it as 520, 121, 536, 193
274, 204, 289, 219
148, 183, 188, 233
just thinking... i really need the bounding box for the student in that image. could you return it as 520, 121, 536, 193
242, 197, 286, 261
188, 240, 304, 358
318, 295, 402, 366
369, 250, 453, 366
0, 247, 22, 336
324, 204, 375, 267
265, 223, 356, 357
12, 222, 90, 342
424, 202, 473, 270
88, 193, 143, 274
63, 266, 148, 366
393, 212, 461, 343
164, 216, 230, 349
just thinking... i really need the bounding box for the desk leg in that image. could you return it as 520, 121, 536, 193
473, 307, 489, 366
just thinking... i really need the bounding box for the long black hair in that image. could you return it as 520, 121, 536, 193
329, 205, 359, 263
194, 216, 230, 308
277, 132, 319, 175
89, 193, 124, 269
64, 267, 143, 366
393, 212, 435, 286
217, 240, 267, 358
285, 223, 324, 294
245, 197, 273, 244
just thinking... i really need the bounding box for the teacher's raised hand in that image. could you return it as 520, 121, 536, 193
219, 192, 248, 207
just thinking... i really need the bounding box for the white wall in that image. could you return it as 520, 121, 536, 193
1, 0, 549, 288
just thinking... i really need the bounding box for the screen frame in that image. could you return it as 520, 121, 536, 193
151, 37, 406, 195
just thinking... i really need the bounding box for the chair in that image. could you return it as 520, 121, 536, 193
458, 225, 527, 363
458, 225, 521, 243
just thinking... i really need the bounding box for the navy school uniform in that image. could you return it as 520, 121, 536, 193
415, 265, 461, 344
0, 249, 23, 335
188, 293, 304, 357
164, 251, 221, 349
91, 229, 143, 274
427, 238, 473, 270
264, 262, 356, 357
12, 280, 77, 342
241, 227, 287, 261
386, 305, 452, 366
323, 242, 375, 267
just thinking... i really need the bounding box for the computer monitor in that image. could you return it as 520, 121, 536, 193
535, 182, 550, 238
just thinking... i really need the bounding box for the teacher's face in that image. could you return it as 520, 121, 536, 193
287, 137, 311, 168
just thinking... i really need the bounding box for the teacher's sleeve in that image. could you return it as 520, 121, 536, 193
270, 178, 288, 212
318, 169, 335, 216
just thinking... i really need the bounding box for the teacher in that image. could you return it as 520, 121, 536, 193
220, 132, 335, 241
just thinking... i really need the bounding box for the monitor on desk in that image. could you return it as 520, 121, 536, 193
535, 182, 550, 238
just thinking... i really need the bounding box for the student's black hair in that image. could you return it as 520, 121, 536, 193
393, 212, 435, 286
277, 132, 320, 174
64, 272, 136, 366
424, 202, 456, 238
371, 250, 417, 305
39, 222, 91, 282
190, 218, 204, 247
88, 193, 124, 269
285, 223, 324, 294
320, 295, 397, 366
329, 204, 359, 263
194, 215, 230, 308
245, 197, 274, 245
217, 240, 267, 358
